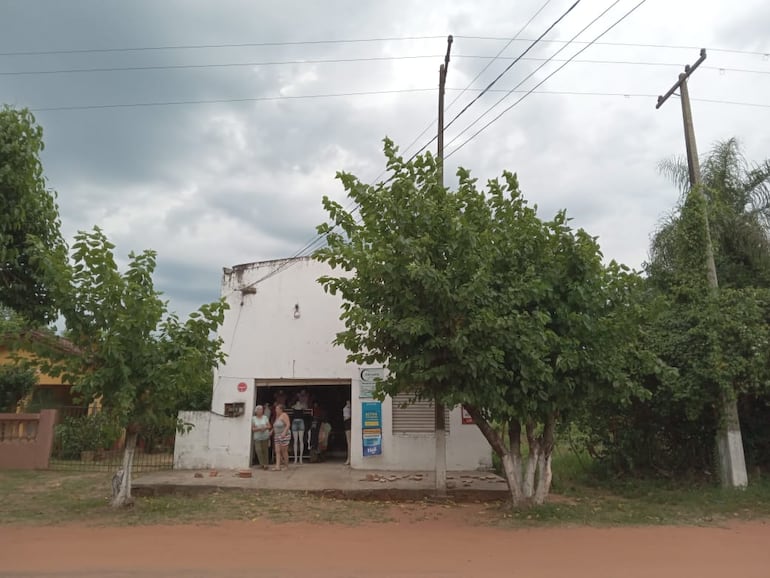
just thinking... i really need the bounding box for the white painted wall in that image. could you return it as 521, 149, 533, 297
174, 257, 492, 472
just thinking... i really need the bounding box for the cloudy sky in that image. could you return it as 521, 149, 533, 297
2, 0, 769, 318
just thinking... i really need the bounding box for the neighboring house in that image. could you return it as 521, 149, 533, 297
0, 330, 81, 411
174, 256, 492, 472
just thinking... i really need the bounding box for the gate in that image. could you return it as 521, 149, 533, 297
49, 407, 174, 472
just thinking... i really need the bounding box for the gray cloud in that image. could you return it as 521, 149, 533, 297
2, 0, 769, 319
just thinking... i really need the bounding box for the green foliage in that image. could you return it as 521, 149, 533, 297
651, 138, 770, 290
0, 364, 37, 412
0, 107, 67, 324
37, 226, 228, 434
315, 139, 650, 462
588, 138, 770, 477
54, 412, 123, 459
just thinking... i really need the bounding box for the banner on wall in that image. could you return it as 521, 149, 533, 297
359, 367, 384, 399
361, 401, 382, 456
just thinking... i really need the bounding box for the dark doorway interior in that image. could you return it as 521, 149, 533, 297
252, 383, 350, 466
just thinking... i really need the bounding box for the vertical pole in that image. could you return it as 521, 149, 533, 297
435, 35, 452, 497
679, 74, 719, 291
657, 50, 747, 488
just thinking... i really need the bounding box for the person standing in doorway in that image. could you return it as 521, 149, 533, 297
251, 405, 271, 470
291, 400, 306, 464
272, 404, 291, 471
343, 400, 352, 465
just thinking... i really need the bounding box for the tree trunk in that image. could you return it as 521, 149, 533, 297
464, 406, 523, 506
504, 419, 524, 505
534, 414, 556, 505
111, 430, 137, 508
523, 421, 539, 499
716, 391, 748, 488
434, 400, 447, 496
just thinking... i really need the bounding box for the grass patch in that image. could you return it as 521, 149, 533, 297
4, 454, 770, 529
0, 470, 390, 527
488, 445, 770, 527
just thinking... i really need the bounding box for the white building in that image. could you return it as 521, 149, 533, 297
174, 256, 492, 472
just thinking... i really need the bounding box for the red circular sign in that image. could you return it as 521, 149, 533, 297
237, 382, 247, 392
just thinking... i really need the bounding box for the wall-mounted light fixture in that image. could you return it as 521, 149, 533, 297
293, 303, 301, 319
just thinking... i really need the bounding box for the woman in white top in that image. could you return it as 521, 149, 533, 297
251, 405, 271, 469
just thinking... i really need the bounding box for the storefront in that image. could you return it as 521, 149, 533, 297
173, 257, 492, 472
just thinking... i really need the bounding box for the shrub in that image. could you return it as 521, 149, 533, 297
55, 412, 123, 459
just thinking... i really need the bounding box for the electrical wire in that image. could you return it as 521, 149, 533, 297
3, 54, 768, 78
444, 0, 625, 153
0, 54, 445, 76
409, 0, 584, 159
446, 0, 649, 159
0, 35, 448, 57
26, 84, 768, 114
29, 87, 436, 112
2, 34, 763, 60
398, 0, 555, 160
454, 35, 770, 58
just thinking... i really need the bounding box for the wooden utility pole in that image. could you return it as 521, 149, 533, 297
435, 34, 453, 496
656, 49, 748, 488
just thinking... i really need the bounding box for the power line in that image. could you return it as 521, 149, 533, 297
447, 0, 649, 159
3, 54, 768, 77
409, 0, 584, 160
0, 35, 448, 57
454, 35, 770, 58
25, 85, 768, 114
445, 0, 625, 152
2, 34, 764, 60
28, 87, 436, 112
0, 54, 445, 76
398, 0, 555, 160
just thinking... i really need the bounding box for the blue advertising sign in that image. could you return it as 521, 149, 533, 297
361, 401, 382, 457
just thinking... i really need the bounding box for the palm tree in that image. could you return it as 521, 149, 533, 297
649, 138, 770, 288
647, 138, 770, 488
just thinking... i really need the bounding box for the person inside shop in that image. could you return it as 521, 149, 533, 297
251, 405, 271, 469
297, 389, 310, 409
343, 400, 352, 465
291, 399, 306, 464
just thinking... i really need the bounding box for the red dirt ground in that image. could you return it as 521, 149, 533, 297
2, 516, 769, 577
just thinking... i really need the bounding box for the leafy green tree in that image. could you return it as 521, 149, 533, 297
586, 139, 770, 480
39, 227, 227, 507
0, 364, 37, 412
651, 138, 770, 290
316, 141, 649, 506
0, 107, 66, 324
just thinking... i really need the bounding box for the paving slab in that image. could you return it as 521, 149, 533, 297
133, 462, 508, 501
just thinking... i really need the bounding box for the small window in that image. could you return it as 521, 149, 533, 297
391, 393, 450, 434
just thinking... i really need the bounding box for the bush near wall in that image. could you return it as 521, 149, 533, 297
54, 412, 123, 460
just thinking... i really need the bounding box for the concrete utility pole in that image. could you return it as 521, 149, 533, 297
435, 34, 453, 497
656, 49, 748, 488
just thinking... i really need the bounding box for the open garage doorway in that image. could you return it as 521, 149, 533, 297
252, 379, 351, 467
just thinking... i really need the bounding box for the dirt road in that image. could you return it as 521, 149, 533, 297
2, 516, 769, 577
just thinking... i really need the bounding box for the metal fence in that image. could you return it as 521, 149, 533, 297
49, 407, 174, 472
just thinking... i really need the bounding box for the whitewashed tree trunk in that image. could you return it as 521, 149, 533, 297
533, 414, 556, 505
501, 451, 523, 505
111, 431, 137, 508
523, 421, 539, 499
534, 451, 553, 505
523, 448, 539, 498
